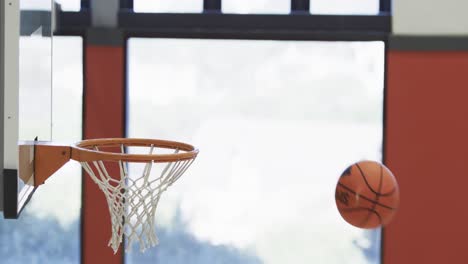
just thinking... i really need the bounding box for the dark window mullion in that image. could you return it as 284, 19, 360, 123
291, 0, 310, 13
81, 0, 90, 10
204, 0, 221, 13
120, 0, 134, 11
380, 0, 391, 14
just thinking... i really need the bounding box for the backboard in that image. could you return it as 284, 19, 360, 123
0, 0, 53, 218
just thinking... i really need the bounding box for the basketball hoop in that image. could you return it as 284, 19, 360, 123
74, 138, 198, 252
24, 138, 198, 253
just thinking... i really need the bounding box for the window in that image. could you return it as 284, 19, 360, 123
310, 0, 380, 15
22, 0, 82, 12
0, 37, 83, 264
222, 0, 290, 14
134, 0, 203, 13
20, 0, 51, 10
127, 38, 384, 263
132, 0, 382, 14
55, 0, 82, 12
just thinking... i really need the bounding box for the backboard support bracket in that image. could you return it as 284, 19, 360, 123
3, 139, 71, 219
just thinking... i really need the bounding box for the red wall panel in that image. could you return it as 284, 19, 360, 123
385, 51, 468, 263
83, 45, 125, 263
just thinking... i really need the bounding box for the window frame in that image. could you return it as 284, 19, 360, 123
57, 0, 391, 41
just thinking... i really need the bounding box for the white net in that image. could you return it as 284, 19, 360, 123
80, 144, 196, 253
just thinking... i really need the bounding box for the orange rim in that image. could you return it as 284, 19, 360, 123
71, 138, 198, 163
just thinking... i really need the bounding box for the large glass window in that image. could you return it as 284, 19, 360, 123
0, 37, 83, 264
127, 39, 384, 263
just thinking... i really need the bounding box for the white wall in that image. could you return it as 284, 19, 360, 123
393, 0, 468, 35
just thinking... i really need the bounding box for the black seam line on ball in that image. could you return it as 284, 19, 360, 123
360, 165, 384, 227
355, 163, 397, 196
337, 182, 397, 210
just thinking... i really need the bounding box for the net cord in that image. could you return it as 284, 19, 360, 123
80, 144, 195, 253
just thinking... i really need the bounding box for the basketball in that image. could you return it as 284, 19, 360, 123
335, 160, 400, 229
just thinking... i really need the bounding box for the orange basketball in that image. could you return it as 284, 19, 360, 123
335, 160, 400, 229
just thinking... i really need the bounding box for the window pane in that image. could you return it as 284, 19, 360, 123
19, 5, 53, 141
55, 0, 81, 12
0, 37, 83, 264
134, 0, 203, 13
127, 39, 384, 263
223, 0, 290, 14
310, 0, 379, 15
20, 0, 51, 10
